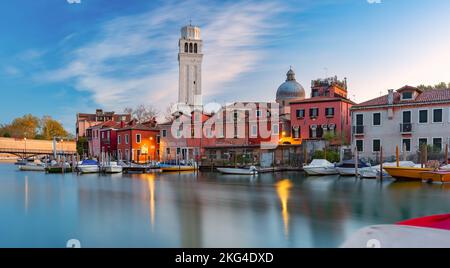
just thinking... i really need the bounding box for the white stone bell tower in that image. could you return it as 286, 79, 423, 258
178, 24, 203, 110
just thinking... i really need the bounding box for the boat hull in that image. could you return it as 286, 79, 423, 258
421, 171, 450, 183
336, 167, 359, 176
384, 166, 433, 180
217, 168, 258, 175
78, 165, 100, 174
103, 166, 123, 173
46, 167, 72, 173
19, 165, 45, 172
303, 167, 338, 175
161, 166, 196, 172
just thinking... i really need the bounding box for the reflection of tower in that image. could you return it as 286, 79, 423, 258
178, 24, 203, 109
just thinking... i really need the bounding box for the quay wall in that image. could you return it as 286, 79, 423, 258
0, 137, 76, 152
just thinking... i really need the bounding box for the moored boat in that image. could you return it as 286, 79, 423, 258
217, 166, 258, 175
19, 162, 46, 172
102, 161, 123, 174
383, 166, 433, 180
360, 161, 417, 179
336, 159, 369, 176
341, 214, 450, 248
303, 159, 338, 175
160, 164, 197, 172
77, 159, 100, 174
421, 170, 450, 183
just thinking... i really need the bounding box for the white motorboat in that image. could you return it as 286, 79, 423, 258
217, 166, 258, 175
19, 162, 46, 172
336, 160, 370, 176
102, 161, 123, 173
441, 164, 450, 170
78, 159, 100, 174
303, 159, 338, 175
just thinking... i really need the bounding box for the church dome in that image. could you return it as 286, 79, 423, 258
276, 67, 305, 105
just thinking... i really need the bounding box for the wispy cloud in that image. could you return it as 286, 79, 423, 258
42, 0, 291, 112
67, 0, 81, 4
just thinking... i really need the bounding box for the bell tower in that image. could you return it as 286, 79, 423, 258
178, 24, 203, 110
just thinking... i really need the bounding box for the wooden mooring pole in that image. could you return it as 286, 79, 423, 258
379, 146, 383, 181
396, 145, 399, 167
355, 146, 359, 177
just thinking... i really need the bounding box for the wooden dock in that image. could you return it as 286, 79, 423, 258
122, 166, 160, 174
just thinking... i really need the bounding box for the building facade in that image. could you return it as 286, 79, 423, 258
116, 124, 159, 163
350, 86, 450, 161
76, 109, 130, 140
290, 76, 354, 145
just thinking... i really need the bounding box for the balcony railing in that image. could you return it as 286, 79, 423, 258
400, 123, 412, 133
352, 125, 364, 135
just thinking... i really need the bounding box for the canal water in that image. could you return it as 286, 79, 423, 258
0, 163, 448, 248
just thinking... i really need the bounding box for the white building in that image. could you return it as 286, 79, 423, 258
350, 86, 450, 161
178, 24, 203, 110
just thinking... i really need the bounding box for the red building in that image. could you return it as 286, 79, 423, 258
116, 123, 159, 163
99, 121, 121, 159
290, 76, 355, 144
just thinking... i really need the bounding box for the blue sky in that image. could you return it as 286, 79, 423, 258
1, 0, 450, 133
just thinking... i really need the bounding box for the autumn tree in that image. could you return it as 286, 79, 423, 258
40, 116, 68, 140
7, 114, 40, 138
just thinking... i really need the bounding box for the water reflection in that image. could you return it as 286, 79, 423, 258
275, 179, 292, 237
24, 176, 29, 213
146, 174, 156, 231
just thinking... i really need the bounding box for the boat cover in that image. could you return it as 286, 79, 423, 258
307, 159, 334, 167
81, 159, 98, 165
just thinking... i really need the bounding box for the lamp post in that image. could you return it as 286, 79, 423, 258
24, 137, 27, 159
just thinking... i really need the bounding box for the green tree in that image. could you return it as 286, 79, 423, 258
417, 82, 450, 91
40, 116, 68, 140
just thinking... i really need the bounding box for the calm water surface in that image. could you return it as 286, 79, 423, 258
0, 163, 449, 248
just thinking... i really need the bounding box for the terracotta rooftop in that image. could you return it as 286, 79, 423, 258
354, 87, 450, 108
290, 96, 356, 105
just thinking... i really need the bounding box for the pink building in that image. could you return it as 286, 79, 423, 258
290, 76, 355, 144
86, 121, 120, 159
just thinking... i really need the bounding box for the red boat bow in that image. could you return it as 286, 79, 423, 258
397, 214, 450, 231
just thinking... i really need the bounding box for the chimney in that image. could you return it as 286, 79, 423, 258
387, 89, 394, 105
387, 89, 394, 119
120, 121, 125, 128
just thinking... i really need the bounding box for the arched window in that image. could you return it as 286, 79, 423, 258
194, 43, 198, 53
189, 43, 193, 53
184, 43, 188, 53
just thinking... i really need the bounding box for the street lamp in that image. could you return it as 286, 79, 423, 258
24, 137, 27, 159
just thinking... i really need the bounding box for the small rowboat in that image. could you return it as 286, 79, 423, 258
383, 166, 433, 180
421, 170, 450, 183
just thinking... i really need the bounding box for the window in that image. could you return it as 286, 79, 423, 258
325, 108, 335, 117
184, 43, 188, 53
292, 127, 300, 139
118, 149, 122, 160
401, 91, 413, 100
194, 43, 198, 53
372, 139, 381, 152
162, 129, 167, 137
156, 135, 160, 144
433, 109, 443, 123
433, 138, 443, 152
309, 108, 319, 118
356, 140, 364, 152
251, 125, 258, 137
125, 134, 129, 144
101, 132, 104, 139
125, 149, 129, 160
419, 110, 428, 123
402, 139, 411, 152
166, 148, 170, 155
117, 135, 121, 144
296, 109, 305, 118
272, 124, 279, 135
107, 131, 110, 140
373, 113, 381, 126
256, 110, 262, 117
176, 148, 181, 155
136, 134, 141, 143
189, 43, 193, 53
356, 114, 364, 126
418, 138, 428, 149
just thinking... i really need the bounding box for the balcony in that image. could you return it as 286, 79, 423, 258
352, 125, 364, 135
400, 123, 412, 133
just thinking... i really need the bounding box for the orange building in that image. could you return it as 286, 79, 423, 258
116, 123, 159, 163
